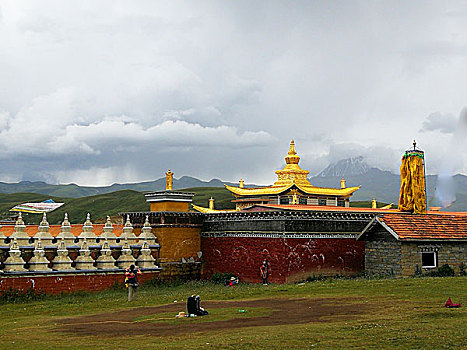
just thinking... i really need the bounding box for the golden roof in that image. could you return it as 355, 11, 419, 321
191, 204, 236, 214
225, 183, 360, 197
225, 139, 360, 197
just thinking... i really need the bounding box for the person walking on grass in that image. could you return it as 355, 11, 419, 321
125, 264, 142, 301
260, 260, 269, 285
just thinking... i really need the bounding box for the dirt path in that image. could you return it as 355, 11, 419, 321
55, 297, 370, 337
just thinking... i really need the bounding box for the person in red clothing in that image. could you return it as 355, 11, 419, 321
125, 264, 142, 288
260, 260, 269, 285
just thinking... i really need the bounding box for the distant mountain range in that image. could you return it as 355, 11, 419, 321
0, 177, 245, 198
1, 157, 466, 211
317, 156, 370, 177
310, 157, 467, 212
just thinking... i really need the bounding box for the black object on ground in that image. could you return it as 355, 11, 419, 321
187, 295, 209, 316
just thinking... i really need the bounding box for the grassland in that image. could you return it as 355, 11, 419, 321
0, 188, 397, 225
0, 277, 465, 349
0, 187, 235, 225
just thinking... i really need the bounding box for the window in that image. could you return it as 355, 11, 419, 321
299, 197, 307, 205
337, 200, 345, 207
318, 198, 326, 206
280, 197, 289, 205
421, 251, 437, 268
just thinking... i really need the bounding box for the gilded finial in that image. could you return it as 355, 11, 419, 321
285, 139, 300, 165
239, 179, 244, 188
166, 169, 174, 191
340, 178, 346, 189
209, 197, 215, 210
288, 139, 296, 155
371, 198, 377, 209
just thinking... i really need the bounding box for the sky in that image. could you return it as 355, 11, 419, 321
0, 1, 466, 186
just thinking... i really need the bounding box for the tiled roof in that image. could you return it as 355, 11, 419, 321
245, 204, 401, 214
225, 183, 360, 197
1, 224, 124, 237
376, 213, 467, 241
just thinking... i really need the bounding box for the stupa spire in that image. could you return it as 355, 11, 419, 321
285, 139, 300, 165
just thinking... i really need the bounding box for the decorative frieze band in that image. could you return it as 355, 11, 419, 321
201, 231, 358, 239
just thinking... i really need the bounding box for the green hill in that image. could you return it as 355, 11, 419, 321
0, 187, 236, 225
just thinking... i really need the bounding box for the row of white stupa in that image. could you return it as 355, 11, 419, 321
0, 213, 159, 273
0, 212, 157, 247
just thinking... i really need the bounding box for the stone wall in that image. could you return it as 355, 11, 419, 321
400, 242, 467, 277
363, 226, 402, 276
158, 261, 203, 280
364, 240, 402, 276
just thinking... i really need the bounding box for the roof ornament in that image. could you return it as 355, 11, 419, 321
39, 212, 49, 227
143, 215, 151, 227
84, 213, 92, 227
285, 139, 300, 165
166, 169, 174, 191
15, 212, 25, 227
105, 215, 113, 228
62, 213, 71, 227
124, 214, 133, 228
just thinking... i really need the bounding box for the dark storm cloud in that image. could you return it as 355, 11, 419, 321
0, 1, 466, 185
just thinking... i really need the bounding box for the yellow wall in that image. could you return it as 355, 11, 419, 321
154, 227, 201, 262
150, 201, 190, 212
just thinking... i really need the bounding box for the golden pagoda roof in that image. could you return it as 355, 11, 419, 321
225, 183, 360, 197
225, 139, 361, 198
191, 204, 237, 214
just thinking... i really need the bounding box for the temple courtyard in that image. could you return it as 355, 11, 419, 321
0, 277, 465, 349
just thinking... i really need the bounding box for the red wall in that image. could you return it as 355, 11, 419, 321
201, 237, 365, 283
0, 272, 159, 295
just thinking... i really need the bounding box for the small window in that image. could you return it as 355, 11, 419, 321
421, 251, 437, 268
299, 198, 307, 205
280, 197, 289, 205
318, 198, 326, 206
337, 200, 345, 207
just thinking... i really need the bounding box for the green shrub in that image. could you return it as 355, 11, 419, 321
0, 288, 46, 304
305, 274, 326, 282
426, 264, 455, 277
459, 263, 466, 276
211, 272, 236, 285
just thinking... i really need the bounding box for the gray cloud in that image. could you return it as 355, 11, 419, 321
0, 1, 467, 185
421, 112, 458, 134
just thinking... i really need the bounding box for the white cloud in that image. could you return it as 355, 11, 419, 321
0, 1, 467, 185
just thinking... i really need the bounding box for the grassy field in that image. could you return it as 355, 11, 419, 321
0, 277, 465, 349
0, 187, 235, 225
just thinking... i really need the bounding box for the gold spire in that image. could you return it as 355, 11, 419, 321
166, 169, 174, 191
285, 139, 300, 165
239, 179, 244, 188
209, 197, 215, 210
274, 140, 310, 186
